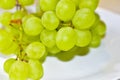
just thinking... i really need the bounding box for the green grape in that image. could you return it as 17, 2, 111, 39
41, 11, 60, 30
18, 0, 34, 6
0, 29, 13, 53
79, 0, 99, 11
0, 0, 16, 9
0, 12, 12, 26
25, 42, 46, 59
93, 21, 107, 37
40, 29, 57, 48
72, 8, 95, 30
40, 0, 59, 11
90, 32, 101, 48
47, 45, 61, 55
75, 29, 92, 47
12, 11, 27, 20
91, 13, 100, 29
56, 0, 76, 21
9, 60, 30, 80
28, 59, 44, 80
1, 42, 19, 55
56, 27, 76, 51
4, 58, 16, 73
23, 16, 43, 36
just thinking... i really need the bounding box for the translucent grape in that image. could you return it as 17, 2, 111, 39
25, 42, 46, 59
18, 0, 34, 6
23, 16, 43, 36
0, 0, 16, 9
40, 29, 57, 48
93, 21, 107, 36
90, 32, 101, 47
75, 29, 92, 47
56, 27, 76, 51
0, 12, 12, 26
72, 8, 95, 30
9, 60, 30, 80
41, 11, 60, 30
4, 58, 16, 73
28, 59, 44, 80
40, 0, 59, 11
79, 0, 99, 11
56, 0, 76, 21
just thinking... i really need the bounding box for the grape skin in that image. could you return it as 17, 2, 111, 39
41, 11, 60, 30
25, 42, 46, 59
23, 16, 43, 36
72, 8, 95, 30
56, 0, 76, 21
56, 27, 76, 51
0, 0, 16, 9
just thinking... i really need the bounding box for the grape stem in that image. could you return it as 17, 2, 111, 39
16, 0, 21, 11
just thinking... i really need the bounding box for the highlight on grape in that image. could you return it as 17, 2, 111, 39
0, 0, 106, 80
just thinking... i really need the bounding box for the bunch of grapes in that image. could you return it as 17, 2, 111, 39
0, 0, 106, 80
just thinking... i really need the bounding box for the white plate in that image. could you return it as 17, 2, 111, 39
0, 8, 120, 80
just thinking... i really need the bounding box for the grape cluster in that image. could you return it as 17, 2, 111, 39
0, 0, 106, 80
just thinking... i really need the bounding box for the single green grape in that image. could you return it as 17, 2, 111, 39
75, 29, 92, 47
0, 29, 13, 53
56, 27, 76, 51
23, 16, 43, 36
93, 21, 107, 37
79, 0, 99, 11
9, 60, 30, 80
18, 0, 34, 6
90, 32, 101, 48
72, 8, 95, 30
41, 11, 60, 30
25, 42, 46, 59
40, 0, 59, 11
0, 12, 12, 26
56, 0, 76, 21
28, 59, 44, 80
47, 45, 61, 55
4, 58, 16, 73
40, 29, 57, 48
0, 0, 16, 9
